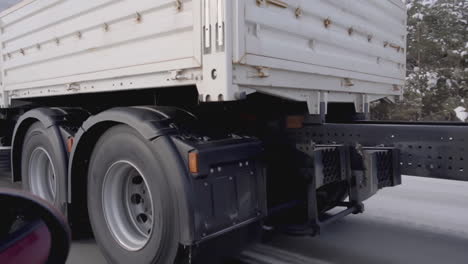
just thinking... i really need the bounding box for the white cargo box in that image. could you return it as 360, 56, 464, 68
0, 0, 406, 111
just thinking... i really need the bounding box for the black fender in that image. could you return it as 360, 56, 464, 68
68, 106, 196, 245
12, 107, 84, 181
11, 108, 90, 213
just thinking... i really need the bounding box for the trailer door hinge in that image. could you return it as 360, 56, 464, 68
249, 66, 270, 78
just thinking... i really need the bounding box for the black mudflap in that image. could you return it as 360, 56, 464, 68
172, 136, 267, 242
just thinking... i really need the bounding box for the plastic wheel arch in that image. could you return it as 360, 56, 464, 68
11, 108, 90, 214
67, 106, 196, 245
12, 108, 69, 183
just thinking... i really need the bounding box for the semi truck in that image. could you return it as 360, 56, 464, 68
0, 0, 466, 263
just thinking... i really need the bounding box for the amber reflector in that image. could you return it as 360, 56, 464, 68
189, 151, 199, 174
66, 137, 74, 153
286, 116, 305, 129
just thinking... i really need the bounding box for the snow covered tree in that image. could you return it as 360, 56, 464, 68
373, 0, 468, 121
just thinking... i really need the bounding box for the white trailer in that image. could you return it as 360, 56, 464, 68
0, 0, 406, 112
5, 1, 459, 264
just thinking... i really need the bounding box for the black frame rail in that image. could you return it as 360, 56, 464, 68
290, 121, 468, 182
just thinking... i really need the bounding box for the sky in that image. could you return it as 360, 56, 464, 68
0, 0, 20, 12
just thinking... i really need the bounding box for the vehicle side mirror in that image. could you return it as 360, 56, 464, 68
0, 188, 71, 264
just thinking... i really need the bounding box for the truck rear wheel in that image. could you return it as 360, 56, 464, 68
21, 122, 64, 210
87, 125, 179, 264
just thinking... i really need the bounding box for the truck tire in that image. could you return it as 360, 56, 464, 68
21, 122, 65, 211
87, 125, 179, 264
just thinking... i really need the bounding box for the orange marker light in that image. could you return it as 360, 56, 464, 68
188, 151, 199, 174
286, 115, 305, 129
66, 137, 74, 153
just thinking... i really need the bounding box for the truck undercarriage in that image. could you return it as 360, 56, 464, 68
0, 92, 466, 263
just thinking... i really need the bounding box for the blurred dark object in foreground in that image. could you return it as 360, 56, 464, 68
0, 188, 71, 264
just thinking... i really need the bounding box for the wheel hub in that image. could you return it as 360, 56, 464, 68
102, 161, 154, 251
28, 147, 57, 202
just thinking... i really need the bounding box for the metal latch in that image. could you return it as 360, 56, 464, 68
66, 83, 81, 91
175, 0, 182, 11
342, 78, 354, 87
249, 66, 270, 78
203, 0, 211, 53
170, 70, 193, 81
216, 0, 225, 49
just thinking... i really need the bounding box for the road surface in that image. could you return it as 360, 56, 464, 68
2, 175, 468, 264
239, 176, 468, 264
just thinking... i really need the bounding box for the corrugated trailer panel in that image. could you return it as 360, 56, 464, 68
0, 0, 201, 103
232, 0, 406, 107
244, 0, 405, 79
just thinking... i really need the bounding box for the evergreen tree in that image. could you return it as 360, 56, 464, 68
373, 0, 468, 121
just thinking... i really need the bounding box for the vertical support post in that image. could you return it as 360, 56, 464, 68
354, 94, 370, 120
197, 0, 239, 102
306, 91, 328, 123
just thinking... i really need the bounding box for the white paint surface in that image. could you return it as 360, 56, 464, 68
0, 0, 407, 108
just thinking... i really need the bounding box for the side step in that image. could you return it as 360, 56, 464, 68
350, 146, 401, 202
285, 142, 400, 235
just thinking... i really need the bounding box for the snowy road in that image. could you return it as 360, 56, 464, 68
240, 176, 468, 264
66, 176, 468, 264
2, 175, 468, 263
